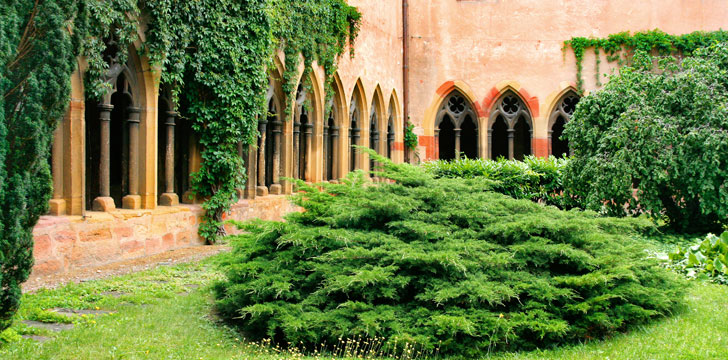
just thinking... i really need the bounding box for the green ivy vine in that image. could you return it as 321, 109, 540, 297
404, 122, 418, 151
71, 0, 360, 244
563, 29, 728, 93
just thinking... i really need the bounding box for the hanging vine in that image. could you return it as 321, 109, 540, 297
563, 29, 728, 93
140, 0, 361, 243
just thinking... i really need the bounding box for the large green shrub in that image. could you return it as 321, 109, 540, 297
564, 43, 728, 233
0, 1, 79, 331
422, 156, 574, 209
214, 153, 684, 357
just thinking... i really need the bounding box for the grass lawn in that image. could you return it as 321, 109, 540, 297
1, 254, 726, 360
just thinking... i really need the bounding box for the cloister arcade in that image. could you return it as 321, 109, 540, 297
47, 48, 406, 217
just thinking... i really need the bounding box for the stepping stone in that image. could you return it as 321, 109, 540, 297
21, 320, 73, 332
183, 284, 200, 289
22, 335, 52, 343
150, 280, 169, 284
100, 291, 127, 298
50, 308, 116, 316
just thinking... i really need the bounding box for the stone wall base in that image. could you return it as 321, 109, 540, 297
31, 195, 298, 277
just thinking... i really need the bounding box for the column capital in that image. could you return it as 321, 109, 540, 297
165, 111, 178, 126
126, 106, 142, 124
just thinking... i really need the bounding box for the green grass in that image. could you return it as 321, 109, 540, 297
1, 254, 726, 360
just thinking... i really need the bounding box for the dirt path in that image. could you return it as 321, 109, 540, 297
23, 245, 230, 293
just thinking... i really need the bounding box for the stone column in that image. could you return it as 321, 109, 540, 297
244, 144, 257, 199
93, 103, 115, 212
454, 128, 462, 160
387, 128, 395, 160
49, 122, 66, 215
548, 130, 553, 156
350, 126, 360, 171
160, 111, 179, 206
269, 120, 282, 194
122, 106, 142, 209
323, 122, 330, 180
434, 129, 440, 160
487, 128, 493, 160
330, 125, 339, 181
370, 127, 379, 179
507, 128, 515, 160
256, 119, 268, 196
303, 122, 313, 182
293, 119, 301, 179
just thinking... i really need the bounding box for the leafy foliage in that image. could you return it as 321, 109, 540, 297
563, 43, 728, 232
563, 29, 728, 92
0, 0, 80, 331
143, 0, 361, 243
668, 231, 728, 285
422, 156, 575, 209
404, 122, 418, 150
214, 152, 684, 357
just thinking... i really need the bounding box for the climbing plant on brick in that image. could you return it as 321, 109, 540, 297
144, 0, 361, 243
563, 29, 728, 93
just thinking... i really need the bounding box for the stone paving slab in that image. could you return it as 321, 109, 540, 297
21, 335, 52, 343
50, 308, 116, 316
21, 320, 73, 332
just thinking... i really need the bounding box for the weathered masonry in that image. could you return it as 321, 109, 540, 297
34, 0, 728, 276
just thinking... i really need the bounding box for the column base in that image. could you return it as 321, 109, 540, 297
243, 187, 257, 200
181, 190, 196, 204
329, 180, 339, 185
92, 197, 116, 212
122, 195, 142, 210
269, 184, 282, 195
159, 193, 179, 206
49, 199, 67, 216
256, 186, 269, 197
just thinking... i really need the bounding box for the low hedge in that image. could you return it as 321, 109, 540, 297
422, 156, 576, 209
213, 153, 684, 358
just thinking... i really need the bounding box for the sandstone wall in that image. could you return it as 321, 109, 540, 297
406, 0, 728, 160
32, 196, 298, 276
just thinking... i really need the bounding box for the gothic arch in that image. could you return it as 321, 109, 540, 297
488, 89, 533, 160
323, 72, 347, 181
386, 90, 403, 162
85, 41, 152, 212
369, 85, 386, 172
435, 90, 479, 160
348, 79, 367, 172
548, 90, 580, 157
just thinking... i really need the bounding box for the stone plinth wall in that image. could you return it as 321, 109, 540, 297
31, 195, 298, 276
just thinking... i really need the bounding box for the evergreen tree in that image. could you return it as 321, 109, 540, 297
0, 1, 78, 331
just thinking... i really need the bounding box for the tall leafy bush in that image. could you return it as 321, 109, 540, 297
564, 43, 728, 232
214, 152, 684, 357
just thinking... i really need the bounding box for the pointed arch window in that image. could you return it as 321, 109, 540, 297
386, 102, 395, 160
435, 91, 478, 160
294, 84, 313, 181
549, 93, 579, 158
85, 39, 144, 211
349, 95, 361, 171
488, 92, 532, 160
